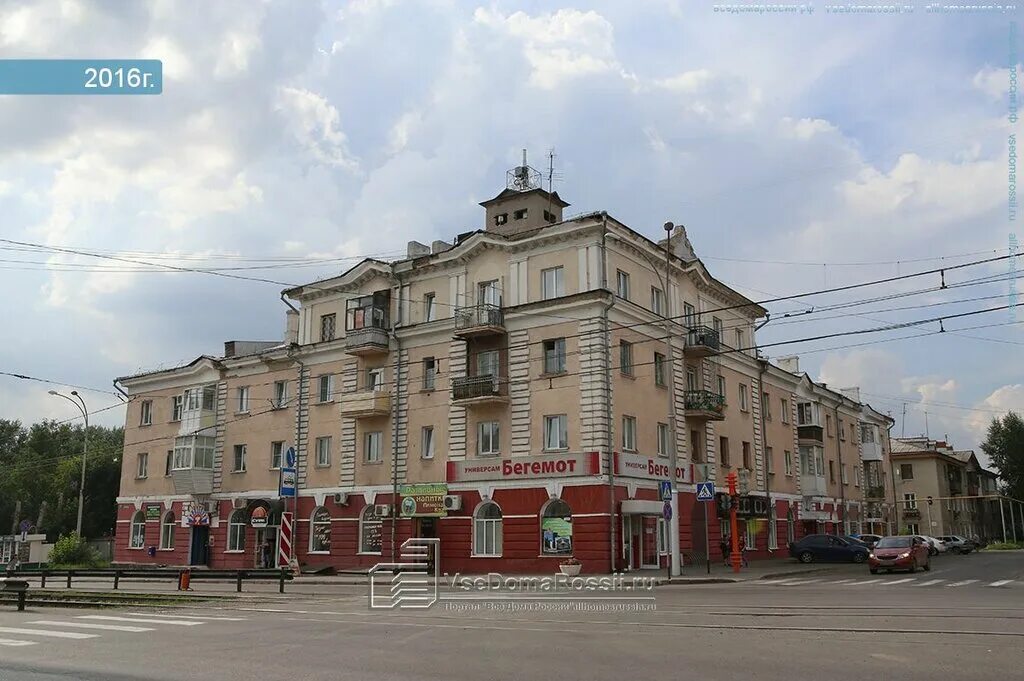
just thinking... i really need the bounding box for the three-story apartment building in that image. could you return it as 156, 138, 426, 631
114, 161, 895, 573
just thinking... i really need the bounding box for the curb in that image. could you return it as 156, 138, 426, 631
758, 567, 838, 580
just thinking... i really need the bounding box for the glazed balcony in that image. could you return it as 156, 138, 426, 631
682, 390, 725, 421
454, 304, 505, 338
451, 374, 508, 406
684, 325, 721, 358
801, 473, 827, 497
339, 389, 392, 419
860, 441, 883, 462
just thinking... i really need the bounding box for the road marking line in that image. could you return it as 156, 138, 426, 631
828, 579, 856, 584
988, 580, 1014, 587
124, 612, 246, 621
850, 579, 881, 586
758, 580, 796, 585
782, 579, 821, 586
883, 578, 916, 585
916, 579, 944, 586
76, 616, 202, 626
947, 580, 979, 587
0, 638, 37, 647
0, 627, 98, 640
30, 620, 154, 633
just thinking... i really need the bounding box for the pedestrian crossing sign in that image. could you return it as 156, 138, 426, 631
696, 481, 715, 501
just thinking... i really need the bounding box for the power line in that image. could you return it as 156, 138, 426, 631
0, 371, 122, 397
701, 248, 1003, 267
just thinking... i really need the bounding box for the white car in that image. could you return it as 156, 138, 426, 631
916, 535, 947, 555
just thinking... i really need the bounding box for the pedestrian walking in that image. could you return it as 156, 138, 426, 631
739, 536, 749, 567
260, 539, 273, 568
720, 537, 731, 566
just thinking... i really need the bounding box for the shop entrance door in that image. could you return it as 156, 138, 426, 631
641, 516, 659, 568
415, 518, 437, 571
254, 527, 279, 568
189, 526, 209, 566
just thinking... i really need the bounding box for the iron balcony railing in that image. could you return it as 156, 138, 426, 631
865, 485, 886, 499
454, 304, 504, 331
686, 325, 721, 351
451, 374, 506, 401
682, 389, 726, 413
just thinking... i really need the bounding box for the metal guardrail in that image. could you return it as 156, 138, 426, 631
686, 325, 720, 351
454, 304, 504, 331
5, 567, 293, 594
451, 374, 506, 400
682, 389, 725, 412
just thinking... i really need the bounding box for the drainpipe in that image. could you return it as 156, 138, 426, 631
757, 359, 770, 548
390, 272, 404, 564
887, 422, 898, 534
286, 344, 307, 570
834, 404, 846, 534
599, 213, 618, 573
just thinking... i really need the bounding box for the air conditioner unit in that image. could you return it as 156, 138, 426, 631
443, 495, 462, 511
333, 493, 349, 506
231, 498, 248, 510
374, 504, 391, 517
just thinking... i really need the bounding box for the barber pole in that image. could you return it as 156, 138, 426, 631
279, 512, 293, 567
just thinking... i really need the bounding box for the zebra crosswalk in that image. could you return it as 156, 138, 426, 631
753, 576, 1021, 589
0, 612, 247, 648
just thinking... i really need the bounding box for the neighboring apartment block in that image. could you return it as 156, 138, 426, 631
114, 160, 897, 573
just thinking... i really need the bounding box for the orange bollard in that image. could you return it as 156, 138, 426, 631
178, 568, 191, 591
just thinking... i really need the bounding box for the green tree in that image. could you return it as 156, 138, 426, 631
980, 412, 1024, 500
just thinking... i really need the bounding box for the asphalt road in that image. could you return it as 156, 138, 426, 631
1, 550, 1021, 681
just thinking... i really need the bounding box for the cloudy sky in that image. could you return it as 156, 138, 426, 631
0, 0, 1020, 463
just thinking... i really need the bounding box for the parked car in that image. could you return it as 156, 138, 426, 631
789, 534, 870, 564
869, 535, 931, 573
917, 535, 947, 556
937, 535, 975, 554
854, 534, 883, 549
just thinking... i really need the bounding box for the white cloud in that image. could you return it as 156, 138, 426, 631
967, 384, 1024, 440
972, 63, 1022, 102
276, 87, 360, 170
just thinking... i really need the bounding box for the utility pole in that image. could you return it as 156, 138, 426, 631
999, 497, 1007, 543
727, 471, 740, 573
49, 390, 89, 536
662, 221, 681, 578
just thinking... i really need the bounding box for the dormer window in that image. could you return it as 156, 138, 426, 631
495, 213, 508, 226
513, 208, 527, 220
543, 210, 556, 223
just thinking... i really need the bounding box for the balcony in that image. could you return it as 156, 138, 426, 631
171, 468, 214, 496
344, 326, 390, 356
801, 473, 827, 497
682, 390, 725, 421
797, 424, 824, 444
860, 441, 883, 462
684, 325, 721, 357
902, 507, 921, 520
454, 304, 505, 338
339, 389, 391, 418
864, 485, 886, 500
451, 374, 508, 406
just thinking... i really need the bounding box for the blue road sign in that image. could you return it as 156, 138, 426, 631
285, 446, 296, 468
659, 480, 672, 501
279, 467, 297, 498
663, 501, 672, 520
696, 481, 715, 501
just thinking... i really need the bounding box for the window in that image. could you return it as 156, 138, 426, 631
717, 375, 726, 397
140, 400, 153, 426
201, 386, 215, 411
904, 493, 917, 509
359, 506, 382, 554
478, 280, 501, 307
171, 395, 183, 422
784, 450, 793, 476
228, 510, 246, 552
422, 357, 436, 390
719, 436, 730, 467
861, 423, 876, 443
734, 329, 744, 350
690, 430, 704, 463
850, 423, 857, 443
271, 441, 284, 469
320, 313, 336, 342
544, 414, 568, 451
786, 508, 796, 544
514, 208, 528, 220
367, 367, 385, 391
315, 436, 331, 467
768, 506, 778, 550
738, 384, 749, 412
171, 435, 214, 470
683, 302, 697, 329
477, 421, 500, 456
540, 499, 573, 556
712, 316, 723, 338
310, 507, 331, 553
347, 291, 390, 330
651, 287, 665, 315
854, 465, 861, 487
622, 415, 637, 452
907, 523, 920, 535
273, 381, 288, 409
766, 446, 774, 474
841, 464, 848, 484
473, 502, 503, 557
654, 353, 666, 386
839, 419, 846, 440
619, 340, 634, 376
763, 393, 771, 420
233, 444, 247, 473
476, 350, 499, 377
900, 463, 914, 480
657, 423, 670, 457
544, 210, 556, 223
165, 450, 173, 477
129, 511, 145, 549
195, 436, 214, 469
797, 402, 816, 426
742, 442, 752, 469
186, 388, 200, 411
423, 293, 436, 322
815, 450, 825, 476
826, 414, 833, 436
541, 266, 565, 300
364, 431, 383, 463
160, 512, 175, 550
686, 368, 698, 391
829, 460, 835, 483
421, 426, 435, 459
543, 338, 566, 374
745, 519, 755, 551
317, 374, 333, 403
616, 270, 630, 299
236, 386, 249, 413
495, 213, 508, 226
781, 398, 790, 424
136, 453, 148, 479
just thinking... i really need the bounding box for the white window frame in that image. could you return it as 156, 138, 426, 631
271, 441, 283, 470
273, 381, 288, 409
422, 357, 436, 390
359, 506, 382, 555
140, 400, 153, 426
766, 446, 774, 475
320, 313, 336, 342
129, 511, 145, 549
541, 266, 565, 300
233, 444, 247, 473
768, 506, 778, 550
903, 493, 917, 510
421, 426, 435, 459
762, 393, 771, 420
544, 414, 568, 451
365, 431, 383, 463
473, 501, 503, 557
317, 374, 333, 403
424, 292, 436, 322
619, 340, 634, 376
738, 384, 749, 412
616, 270, 630, 299
781, 398, 790, 424
651, 286, 665, 316
717, 375, 726, 397
309, 507, 331, 554
159, 512, 175, 550
171, 395, 183, 422
236, 386, 249, 413
656, 422, 670, 458
654, 352, 666, 386
784, 450, 793, 476
136, 452, 148, 479
367, 367, 385, 392
227, 510, 246, 552
477, 421, 500, 457
315, 436, 331, 467
745, 519, 756, 551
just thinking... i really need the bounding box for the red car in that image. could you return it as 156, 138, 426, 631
869, 535, 931, 574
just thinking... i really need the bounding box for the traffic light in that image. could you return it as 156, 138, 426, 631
927, 496, 934, 506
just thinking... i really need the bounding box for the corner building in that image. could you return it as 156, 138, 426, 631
114, 162, 895, 573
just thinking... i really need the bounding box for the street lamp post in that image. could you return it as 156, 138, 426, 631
48, 390, 89, 536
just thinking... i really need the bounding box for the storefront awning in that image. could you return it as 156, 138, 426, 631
621, 500, 664, 515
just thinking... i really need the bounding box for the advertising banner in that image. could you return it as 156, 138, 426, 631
399, 483, 448, 517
